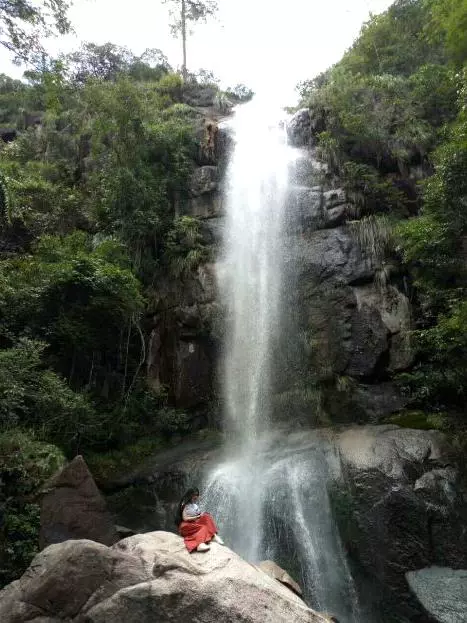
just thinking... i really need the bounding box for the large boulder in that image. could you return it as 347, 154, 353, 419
287, 109, 312, 147
258, 560, 303, 597
0, 532, 328, 623
39, 455, 118, 549
290, 227, 376, 285
333, 426, 467, 619
406, 567, 467, 623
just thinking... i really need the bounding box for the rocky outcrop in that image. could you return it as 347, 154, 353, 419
278, 145, 414, 421
333, 426, 467, 620
258, 560, 303, 597
39, 455, 118, 550
406, 567, 467, 623
146, 262, 219, 410
0, 532, 328, 623
287, 109, 326, 147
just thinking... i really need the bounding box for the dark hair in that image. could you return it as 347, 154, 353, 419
174, 487, 199, 526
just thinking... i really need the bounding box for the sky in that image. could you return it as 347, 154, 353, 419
1, 0, 393, 104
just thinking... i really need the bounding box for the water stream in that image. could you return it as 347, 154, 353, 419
203, 99, 360, 622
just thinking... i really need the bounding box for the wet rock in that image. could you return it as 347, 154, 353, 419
287, 108, 312, 147
174, 337, 212, 409
39, 456, 118, 550
0, 533, 324, 623
353, 284, 413, 372
322, 188, 346, 209
258, 560, 303, 597
287, 107, 327, 147
291, 227, 376, 285
406, 567, 467, 623
333, 426, 467, 618
337, 425, 446, 478
190, 165, 218, 196
200, 216, 225, 246
286, 186, 325, 232
351, 382, 408, 421
346, 303, 389, 378
190, 192, 223, 218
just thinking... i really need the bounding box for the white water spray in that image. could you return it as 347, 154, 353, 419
204, 99, 361, 621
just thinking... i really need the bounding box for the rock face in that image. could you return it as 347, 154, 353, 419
103, 426, 467, 622
40, 455, 118, 550
406, 567, 467, 623
0, 532, 328, 623
258, 560, 303, 597
333, 426, 467, 620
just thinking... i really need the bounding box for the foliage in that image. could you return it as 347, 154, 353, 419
224, 84, 255, 102
66, 43, 171, 85
427, 0, 467, 64
299, 0, 467, 415
0, 430, 65, 586
0, 339, 96, 453
0, 0, 71, 64
164, 215, 208, 276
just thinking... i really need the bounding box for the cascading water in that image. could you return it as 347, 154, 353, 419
203, 99, 361, 622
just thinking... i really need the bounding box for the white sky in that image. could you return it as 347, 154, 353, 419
1, 0, 393, 104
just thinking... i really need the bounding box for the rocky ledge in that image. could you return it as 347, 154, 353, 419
0, 531, 334, 623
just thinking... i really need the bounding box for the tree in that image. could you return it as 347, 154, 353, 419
162, 0, 217, 80
0, 0, 71, 64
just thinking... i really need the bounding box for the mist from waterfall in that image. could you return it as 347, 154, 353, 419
220, 100, 290, 449
203, 99, 361, 622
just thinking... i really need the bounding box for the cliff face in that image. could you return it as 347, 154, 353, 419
155, 109, 414, 427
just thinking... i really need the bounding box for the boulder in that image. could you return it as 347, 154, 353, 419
0, 532, 327, 623
406, 567, 467, 623
287, 108, 312, 147
285, 186, 325, 232
336, 425, 446, 478
190, 166, 218, 196
190, 192, 223, 219
351, 382, 408, 421
39, 456, 118, 550
258, 560, 303, 597
290, 227, 376, 285
333, 426, 467, 618
353, 284, 413, 372
322, 189, 346, 209
346, 303, 389, 377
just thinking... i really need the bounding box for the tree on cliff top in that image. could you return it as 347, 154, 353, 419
162, 0, 217, 81
0, 0, 71, 63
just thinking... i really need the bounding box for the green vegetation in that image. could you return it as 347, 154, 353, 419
0, 431, 65, 586
0, 0, 249, 581
299, 0, 467, 419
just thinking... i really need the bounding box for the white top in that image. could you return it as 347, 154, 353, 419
183, 502, 200, 517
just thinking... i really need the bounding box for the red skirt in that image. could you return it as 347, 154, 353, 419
179, 512, 218, 552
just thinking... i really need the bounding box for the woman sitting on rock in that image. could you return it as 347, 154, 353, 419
176, 487, 224, 552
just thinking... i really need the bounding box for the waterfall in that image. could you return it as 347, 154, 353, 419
203, 99, 361, 622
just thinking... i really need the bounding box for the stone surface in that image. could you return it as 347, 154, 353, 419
346, 302, 389, 377
258, 560, 303, 597
190, 165, 218, 196
336, 425, 446, 478
406, 567, 467, 623
290, 227, 376, 285
287, 109, 312, 147
145, 263, 218, 409
332, 426, 467, 619
39, 456, 118, 550
353, 284, 413, 372
0, 533, 327, 623
351, 382, 408, 421
286, 109, 326, 148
